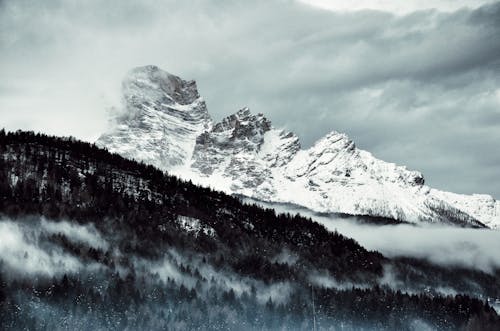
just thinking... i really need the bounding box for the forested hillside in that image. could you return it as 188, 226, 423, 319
0, 129, 499, 330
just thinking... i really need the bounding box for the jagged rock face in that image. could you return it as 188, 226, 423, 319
97, 66, 500, 229
191, 108, 299, 192
97, 65, 212, 170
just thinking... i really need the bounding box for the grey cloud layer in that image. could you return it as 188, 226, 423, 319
0, 0, 499, 197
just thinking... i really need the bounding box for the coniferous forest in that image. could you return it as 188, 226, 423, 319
1, 130, 499, 330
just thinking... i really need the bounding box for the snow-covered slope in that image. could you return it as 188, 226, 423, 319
96, 66, 500, 229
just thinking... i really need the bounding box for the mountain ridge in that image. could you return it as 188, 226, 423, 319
97, 65, 500, 229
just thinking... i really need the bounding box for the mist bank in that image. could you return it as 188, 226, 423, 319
2, 216, 499, 331
243, 198, 500, 273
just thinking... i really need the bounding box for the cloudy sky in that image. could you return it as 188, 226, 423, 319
1, 0, 499, 197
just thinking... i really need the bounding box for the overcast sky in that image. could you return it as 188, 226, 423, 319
1, 0, 499, 198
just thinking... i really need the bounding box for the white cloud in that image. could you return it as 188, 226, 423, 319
340, 223, 500, 273
300, 0, 498, 15
41, 218, 109, 250
0, 218, 108, 277
0, 220, 82, 276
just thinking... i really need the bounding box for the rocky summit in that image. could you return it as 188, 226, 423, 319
97, 65, 500, 229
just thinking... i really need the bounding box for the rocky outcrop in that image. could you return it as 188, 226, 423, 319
97, 65, 212, 170
97, 65, 500, 229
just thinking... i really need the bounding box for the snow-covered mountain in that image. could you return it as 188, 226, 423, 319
98, 66, 211, 169
97, 65, 500, 229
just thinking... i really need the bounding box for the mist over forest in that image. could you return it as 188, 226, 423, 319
246, 199, 500, 273
0, 130, 499, 330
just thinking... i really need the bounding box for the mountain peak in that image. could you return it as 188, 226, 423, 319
213, 107, 271, 138
236, 106, 251, 116
98, 66, 499, 229
123, 65, 201, 108
315, 131, 356, 153
97, 66, 211, 169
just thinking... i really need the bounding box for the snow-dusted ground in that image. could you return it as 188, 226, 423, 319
97, 65, 500, 229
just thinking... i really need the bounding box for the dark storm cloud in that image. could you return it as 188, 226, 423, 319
0, 0, 499, 197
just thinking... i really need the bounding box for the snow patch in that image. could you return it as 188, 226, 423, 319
177, 216, 215, 237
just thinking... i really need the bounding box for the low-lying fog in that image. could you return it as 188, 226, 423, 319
245, 198, 500, 274
2, 208, 500, 314
0, 217, 293, 304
